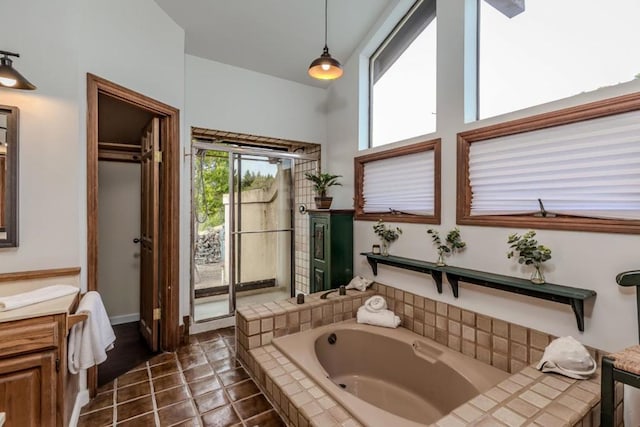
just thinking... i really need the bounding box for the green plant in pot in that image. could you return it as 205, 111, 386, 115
427, 227, 466, 266
507, 230, 552, 284
373, 220, 402, 256
304, 172, 342, 209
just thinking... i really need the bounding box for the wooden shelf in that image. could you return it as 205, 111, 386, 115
360, 253, 444, 294
360, 252, 597, 331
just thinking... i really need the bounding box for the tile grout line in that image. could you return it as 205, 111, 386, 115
111, 378, 118, 427
174, 350, 203, 427
224, 330, 253, 427
210, 331, 247, 426
145, 361, 162, 427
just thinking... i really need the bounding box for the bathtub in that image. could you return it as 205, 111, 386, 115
272, 319, 510, 427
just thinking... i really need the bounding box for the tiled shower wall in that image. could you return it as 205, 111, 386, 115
293, 145, 320, 295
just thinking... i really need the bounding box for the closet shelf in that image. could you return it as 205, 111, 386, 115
360, 252, 596, 331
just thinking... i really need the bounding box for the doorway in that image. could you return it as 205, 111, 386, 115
87, 74, 180, 393
191, 142, 317, 322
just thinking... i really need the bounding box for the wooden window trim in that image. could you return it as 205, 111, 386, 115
457, 91, 640, 234
355, 138, 441, 224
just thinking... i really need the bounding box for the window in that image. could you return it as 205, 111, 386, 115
476, 0, 640, 120
355, 139, 440, 224
457, 92, 640, 234
370, 0, 437, 147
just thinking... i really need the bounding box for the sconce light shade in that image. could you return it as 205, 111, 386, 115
0, 51, 36, 90
308, 46, 343, 80
308, 0, 343, 81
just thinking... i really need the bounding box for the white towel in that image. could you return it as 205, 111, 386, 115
536, 336, 596, 379
0, 284, 78, 311
364, 295, 387, 313
68, 292, 116, 374
345, 276, 374, 292
357, 306, 401, 328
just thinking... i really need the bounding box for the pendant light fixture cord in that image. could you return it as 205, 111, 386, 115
324, 0, 328, 48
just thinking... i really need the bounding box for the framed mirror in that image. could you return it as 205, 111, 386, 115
0, 105, 18, 248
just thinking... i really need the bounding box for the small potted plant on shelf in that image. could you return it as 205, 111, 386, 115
427, 227, 466, 266
373, 220, 402, 256
507, 230, 552, 284
304, 172, 342, 209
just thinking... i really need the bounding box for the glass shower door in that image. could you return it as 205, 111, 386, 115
230, 153, 294, 312
192, 144, 296, 322
192, 149, 233, 321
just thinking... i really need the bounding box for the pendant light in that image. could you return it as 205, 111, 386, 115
308, 0, 343, 80
0, 51, 36, 90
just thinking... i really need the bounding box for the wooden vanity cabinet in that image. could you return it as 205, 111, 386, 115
0, 313, 72, 427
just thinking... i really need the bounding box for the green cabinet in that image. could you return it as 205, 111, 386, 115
309, 209, 354, 293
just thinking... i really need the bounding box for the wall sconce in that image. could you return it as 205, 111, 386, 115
0, 51, 36, 90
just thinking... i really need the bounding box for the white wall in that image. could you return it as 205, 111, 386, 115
0, 0, 186, 313
0, 0, 81, 272
183, 54, 328, 316
75, 0, 186, 305
326, 0, 640, 353
185, 54, 327, 143
98, 161, 141, 324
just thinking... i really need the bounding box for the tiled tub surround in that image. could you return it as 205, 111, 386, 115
236, 284, 624, 426
272, 320, 510, 426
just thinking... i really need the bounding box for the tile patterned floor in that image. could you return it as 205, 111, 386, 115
79, 327, 285, 427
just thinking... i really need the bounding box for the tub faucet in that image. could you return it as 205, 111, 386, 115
320, 285, 347, 299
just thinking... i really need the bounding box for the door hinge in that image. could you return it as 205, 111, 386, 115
55, 358, 60, 372
153, 308, 161, 320
154, 151, 163, 163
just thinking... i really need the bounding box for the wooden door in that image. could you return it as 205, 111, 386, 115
0, 352, 56, 427
140, 118, 160, 351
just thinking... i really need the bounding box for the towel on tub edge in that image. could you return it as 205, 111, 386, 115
363, 295, 387, 313
357, 305, 401, 328
536, 336, 596, 379
345, 276, 373, 292
68, 291, 116, 374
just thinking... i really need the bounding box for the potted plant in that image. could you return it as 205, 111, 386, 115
304, 172, 342, 209
507, 230, 552, 284
427, 227, 466, 266
373, 220, 402, 256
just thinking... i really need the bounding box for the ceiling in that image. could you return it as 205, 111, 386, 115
153, 0, 394, 88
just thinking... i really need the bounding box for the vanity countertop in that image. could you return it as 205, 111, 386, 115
0, 282, 79, 323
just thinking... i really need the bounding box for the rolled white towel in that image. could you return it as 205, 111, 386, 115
357, 306, 401, 328
536, 336, 596, 379
345, 276, 374, 292
364, 295, 387, 313
0, 285, 78, 311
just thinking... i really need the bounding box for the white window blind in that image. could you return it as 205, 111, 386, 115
469, 110, 640, 219
363, 150, 435, 215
